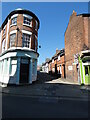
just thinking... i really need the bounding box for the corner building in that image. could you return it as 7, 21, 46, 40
0, 8, 40, 85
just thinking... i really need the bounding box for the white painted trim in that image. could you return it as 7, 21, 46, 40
79, 63, 82, 84
81, 50, 90, 54
23, 14, 32, 19
0, 52, 17, 61
11, 14, 18, 19
10, 30, 17, 35
23, 23, 32, 28
82, 63, 90, 65
22, 30, 32, 35
10, 24, 17, 27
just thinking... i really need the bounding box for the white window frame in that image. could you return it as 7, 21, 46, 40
10, 15, 17, 27
58, 55, 60, 61
35, 20, 38, 30
9, 33, 16, 48
52, 59, 54, 63
3, 25, 6, 36
2, 39, 5, 53
23, 14, 32, 27
60, 65, 62, 74
22, 33, 31, 48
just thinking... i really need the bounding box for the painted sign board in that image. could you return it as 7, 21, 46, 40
68, 66, 73, 71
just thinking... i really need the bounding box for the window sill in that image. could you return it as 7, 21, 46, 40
10, 24, 17, 27
23, 23, 32, 28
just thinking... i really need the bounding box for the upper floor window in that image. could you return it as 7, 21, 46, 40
35, 37, 37, 51
3, 26, 6, 36
23, 17, 32, 27
58, 55, 60, 61
22, 33, 31, 48
35, 21, 38, 30
2, 39, 5, 53
52, 59, 54, 63
11, 17, 17, 25
10, 33, 16, 47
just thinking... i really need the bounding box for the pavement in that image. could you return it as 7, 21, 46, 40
0, 71, 90, 101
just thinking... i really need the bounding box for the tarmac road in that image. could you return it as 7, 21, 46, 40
1, 93, 89, 119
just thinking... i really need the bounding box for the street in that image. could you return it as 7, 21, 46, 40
2, 93, 88, 118
1, 71, 90, 119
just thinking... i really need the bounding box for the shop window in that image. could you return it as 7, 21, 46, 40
4, 59, 8, 75
22, 33, 31, 48
10, 59, 17, 76
2, 39, 5, 53
10, 33, 16, 47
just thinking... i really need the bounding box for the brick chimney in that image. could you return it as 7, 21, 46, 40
72, 10, 77, 16
56, 48, 59, 54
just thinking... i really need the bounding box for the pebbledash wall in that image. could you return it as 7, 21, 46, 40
65, 11, 90, 84
0, 8, 40, 85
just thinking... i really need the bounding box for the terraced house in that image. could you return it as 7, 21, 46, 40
0, 8, 40, 85
42, 49, 65, 78
65, 10, 90, 85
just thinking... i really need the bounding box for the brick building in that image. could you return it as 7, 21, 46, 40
42, 49, 65, 78
65, 10, 90, 84
0, 8, 40, 85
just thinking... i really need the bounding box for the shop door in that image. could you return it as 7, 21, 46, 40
20, 59, 29, 84
84, 65, 90, 84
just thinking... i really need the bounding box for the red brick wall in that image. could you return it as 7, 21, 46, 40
0, 13, 39, 54
65, 12, 90, 82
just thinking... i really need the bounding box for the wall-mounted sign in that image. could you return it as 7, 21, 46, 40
68, 66, 73, 71
74, 54, 79, 64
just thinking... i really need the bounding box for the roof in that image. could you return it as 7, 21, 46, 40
52, 50, 60, 59
1, 8, 40, 29
52, 49, 65, 60
77, 13, 90, 17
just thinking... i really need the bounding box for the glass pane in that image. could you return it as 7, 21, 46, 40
85, 66, 88, 75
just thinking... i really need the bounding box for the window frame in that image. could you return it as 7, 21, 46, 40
23, 15, 32, 27
3, 25, 6, 36
10, 17, 17, 26
22, 33, 31, 48
9, 33, 16, 48
2, 39, 6, 53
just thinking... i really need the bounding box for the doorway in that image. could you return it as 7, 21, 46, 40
20, 58, 29, 84
84, 65, 90, 84
55, 64, 57, 74
63, 64, 66, 78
